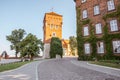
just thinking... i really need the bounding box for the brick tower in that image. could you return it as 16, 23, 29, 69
43, 12, 63, 58
43, 12, 62, 43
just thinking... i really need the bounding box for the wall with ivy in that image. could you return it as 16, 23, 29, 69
76, 4, 120, 61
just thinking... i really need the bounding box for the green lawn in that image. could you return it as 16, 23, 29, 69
90, 60, 120, 69
0, 61, 31, 72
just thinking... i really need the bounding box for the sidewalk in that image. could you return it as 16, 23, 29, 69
71, 60, 120, 78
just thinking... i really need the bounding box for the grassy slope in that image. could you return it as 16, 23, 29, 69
0, 61, 31, 72
90, 61, 120, 69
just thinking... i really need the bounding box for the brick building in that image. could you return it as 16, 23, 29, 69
43, 12, 71, 58
74, 0, 120, 59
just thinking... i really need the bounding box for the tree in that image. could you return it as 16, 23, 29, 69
6, 29, 26, 58
20, 33, 42, 60
69, 36, 77, 56
40, 42, 44, 52
50, 37, 63, 58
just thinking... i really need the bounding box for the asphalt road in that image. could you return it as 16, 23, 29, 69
0, 57, 120, 80
38, 58, 120, 80
0, 60, 42, 80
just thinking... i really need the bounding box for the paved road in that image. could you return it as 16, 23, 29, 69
71, 60, 120, 78
38, 58, 120, 80
0, 60, 43, 80
0, 57, 120, 80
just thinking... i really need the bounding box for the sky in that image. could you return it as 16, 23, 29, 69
0, 0, 76, 56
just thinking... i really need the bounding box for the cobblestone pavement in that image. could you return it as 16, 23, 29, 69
38, 57, 120, 80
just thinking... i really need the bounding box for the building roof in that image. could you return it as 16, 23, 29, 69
45, 12, 62, 17
62, 39, 69, 48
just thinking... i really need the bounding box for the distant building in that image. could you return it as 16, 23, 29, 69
43, 12, 71, 58
74, 0, 120, 58
62, 39, 71, 56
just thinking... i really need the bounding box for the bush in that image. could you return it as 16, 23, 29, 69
78, 55, 92, 61
50, 37, 63, 58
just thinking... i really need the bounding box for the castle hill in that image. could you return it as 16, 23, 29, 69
0, 0, 120, 80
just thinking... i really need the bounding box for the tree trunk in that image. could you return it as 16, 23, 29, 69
30, 56, 34, 61
15, 52, 18, 58
0, 56, 1, 61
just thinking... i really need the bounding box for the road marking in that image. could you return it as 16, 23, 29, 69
35, 60, 50, 80
36, 61, 39, 80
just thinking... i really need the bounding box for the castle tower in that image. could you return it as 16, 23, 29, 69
43, 12, 62, 43
43, 12, 63, 58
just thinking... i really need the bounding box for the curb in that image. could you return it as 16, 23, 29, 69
0, 61, 36, 74
87, 62, 120, 71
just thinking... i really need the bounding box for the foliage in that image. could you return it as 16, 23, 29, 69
0, 61, 30, 72
103, 4, 120, 21
90, 61, 120, 69
6, 29, 26, 57
76, 4, 120, 61
69, 36, 77, 56
50, 37, 63, 58
20, 33, 42, 60
74, 0, 76, 2
102, 4, 120, 59
76, 7, 84, 57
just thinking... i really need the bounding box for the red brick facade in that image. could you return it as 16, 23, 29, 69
74, 0, 120, 57
76, 0, 120, 30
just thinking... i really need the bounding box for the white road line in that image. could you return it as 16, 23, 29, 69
35, 60, 49, 80
36, 61, 39, 80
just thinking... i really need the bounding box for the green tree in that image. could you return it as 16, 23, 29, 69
20, 33, 42, 60
50, 37, 63, 58
6, 29, 26, 58
69, 36, 77, 56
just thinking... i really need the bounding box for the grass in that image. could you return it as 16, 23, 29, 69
90, 60, 120, 69
0, 61, 31, 72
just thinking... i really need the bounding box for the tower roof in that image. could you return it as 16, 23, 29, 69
45, 12, 62, 17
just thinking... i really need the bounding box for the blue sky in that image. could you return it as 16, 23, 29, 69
0, 0, 76, 56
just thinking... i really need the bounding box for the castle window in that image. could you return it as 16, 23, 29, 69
97, 42, 104, 54
84, 43, 90, 54
83, 26, 89, 36
52, 32, 56, 37
112, 40, 120, 53
50, 24, 53, 29
82, 10, 88, 19
110, 20, 118, 32
81, 0, 86, 3
107, 0, 115, 11
95, 23, 102, 34
94, 5, 100, 15
55, 25, 58, 29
